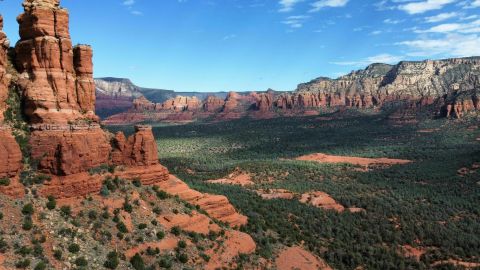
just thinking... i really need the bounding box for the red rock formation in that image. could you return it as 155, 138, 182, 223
256, 92, 274, 112
15, 0, 96, 124
156, 175, 248, 227
0, 128, 23, 179
30, 124, 111, 175
133, 96, 155, 111
0, 15, 10, 121
223, 91, 239, 112
162, 96, 201, 112
111, 125, 169, 185
203, 96, 225, 112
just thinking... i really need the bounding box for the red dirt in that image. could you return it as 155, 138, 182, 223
300, 191, 345, 212
205, 230, 256, 270
207, 169, 254, 186
256, 189, 295, 200
124, 237, 178, 258
275, 246, 332, 270
296, 153, 411, 168
417, 128, 440, 133
158, 211, 221, 234
401, 245, 427, 261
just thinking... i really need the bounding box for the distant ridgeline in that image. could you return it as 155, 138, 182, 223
99, 57, 480, 124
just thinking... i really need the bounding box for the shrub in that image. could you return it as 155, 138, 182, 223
177, 253, 188, 264
15, 259, 30, 268
68, 243, 80, 253
177, 240, 187, 249
34, 261, 47, 270
104, 251, 120, 269
158, 256, 173, 268
200, 253, 210, 262
156, 190, 169, 200
133, 179, 142, 187
0, 178, 10, 186
156, 231, 165, 240
0, 238, 8, 252
123, 200, 133, 213
138, 223, 147, 230
21, 203, 34, 216
0, 212, 3, 220
60, 206, 71, 217
46, 196, 56, 210
53, 250, 62, 260
117, 222, 129, 233
171, 226, 181, 236
130, 253, 145, 270
88, 210, 97, 220
75, 256, 88, 267
22, 217, 33, 231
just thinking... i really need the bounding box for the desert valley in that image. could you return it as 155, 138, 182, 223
0, 0, 479, 269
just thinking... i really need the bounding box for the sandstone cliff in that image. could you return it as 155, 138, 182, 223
103, 57, 480, 123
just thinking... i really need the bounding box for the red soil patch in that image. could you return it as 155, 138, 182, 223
205, 230, 256, 270
158, 211, 221, 235
156, 175, 248, 227
432, 260, 480, 269
275, 246, 332, 270
348, 207, 366, 213
124, 237, 179, 258
207, 169, 254, 186
296, 153, 411, 169
256, 189, 295, 200
401, 245, 427, 261
300, 191, 345, 212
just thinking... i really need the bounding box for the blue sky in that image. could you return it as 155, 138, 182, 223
1, 0, 479, 92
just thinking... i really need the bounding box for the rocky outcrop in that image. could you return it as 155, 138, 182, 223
111, 125, 169, 185
203, 96, 225, 112
30, 124, 111, 175
15, 0, 97, 124
0, 15, 11, 121
160, 96, 201, 111
156, 175, 248, 227
0, 128, 22, 179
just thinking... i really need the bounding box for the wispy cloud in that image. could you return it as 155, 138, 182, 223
415, 19, 480, 33
331, 53, 403, 66
424, 12, 458, 23
398, 0, 455, 14
278, 0, 303, 12
283, 15, 310, 28
123, 0, 135, 6
398, 33, 480, 57
310, 0, 349, 12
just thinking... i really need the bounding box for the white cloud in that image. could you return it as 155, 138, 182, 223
282, 15, 310, 28
425, 12, 459, 22
415, 19, 480, 33
398, 33, 480, 57
398, 0, 455, 14
310, 0, 349, 12
123, 0, 135, 6
279, 0, 303, 12
384, 18, 404, 24
462, 0, 480, 8
331, 53, 404, 66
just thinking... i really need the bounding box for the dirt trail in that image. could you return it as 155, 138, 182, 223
124, 237, 178, 258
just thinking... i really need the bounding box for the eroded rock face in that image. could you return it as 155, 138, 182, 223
15, 0, 96, 124
111, 125, 160, 167
0, 128, 23, 179
0, 15, 10, 121
30, 124, 111, 175
203, 96, 225, 112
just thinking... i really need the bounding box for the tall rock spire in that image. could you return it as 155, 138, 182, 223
15, 0, 96, 124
